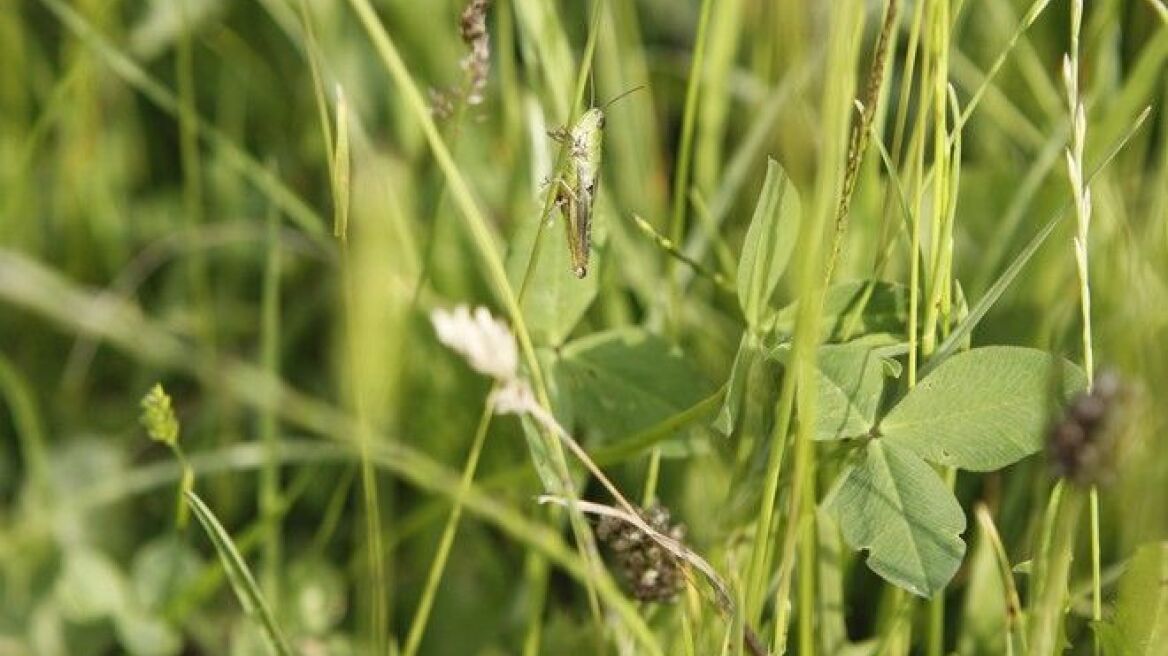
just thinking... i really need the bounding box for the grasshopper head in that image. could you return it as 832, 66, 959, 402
573, 108, 606, 137
572, 264, 588, 278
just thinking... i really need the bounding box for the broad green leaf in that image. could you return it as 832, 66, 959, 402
1098, 542, 1168, 656
114, 606, 182, 656
776, 280, 908, 342
814, 344, 887, 440
505, 210, 599, 347
713, 332, 761, 436
881, 346, 1087, 471
553, 328, 713, 441
827, 440, 966, 597
54, 546, 129, 622
185, 490, 293, 656
590, 388, 724, 465
737, 158, 800, 328
286, 558, 347, 636
131, 535, 204, 612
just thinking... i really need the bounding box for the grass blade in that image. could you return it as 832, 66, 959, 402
923, 106, 1151, 377
185, 490, 293, 656
38, 0, 327, 242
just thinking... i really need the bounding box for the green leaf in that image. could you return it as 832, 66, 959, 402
957, 521, 1012, 655
713, 333, 761, 436
737, 158, 800, 328
54, 546, 129, 622
814, 344, 886, 440
286, 558, 347, 636
827, 440, 966, 598
131, 535, 204, 612
185, 490, 293, 656
776, 280, 908, 342
553, 328, 713, 441
114, 606, 182, 656
881, 347, 1087, 471
505, 209, 599, 347
590, 387, 724, 465
1099, 542, 1168, 656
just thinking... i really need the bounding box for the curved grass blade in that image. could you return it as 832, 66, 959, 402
184, 490, 293, 656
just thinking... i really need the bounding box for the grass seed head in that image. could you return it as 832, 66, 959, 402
458, 0, 491, 106
140, 383, 180, 447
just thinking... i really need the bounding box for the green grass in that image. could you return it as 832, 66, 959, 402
2, 1, 1167, 654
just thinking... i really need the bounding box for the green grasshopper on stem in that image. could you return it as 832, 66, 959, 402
545, 86, 643, 278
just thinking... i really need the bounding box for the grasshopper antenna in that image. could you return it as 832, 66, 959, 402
600, 85, 646, 110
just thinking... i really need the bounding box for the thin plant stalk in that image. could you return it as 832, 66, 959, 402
890, 3, 934, 652
259, 186, 283, 603
176, 0, 213, 350
340, 242, 389, 653
641, 447, 662, 506
773, 6, 864, 653
974, 504, 1027, 652
402, 393, 495, 656
824, 0, 898, 284
1063, 4, 1101, 652
923, 5, 959, 653
667, 0, 714, 332
745, 364, 796, 626
1028, 483, 1087, 655
521, 550, 549, 656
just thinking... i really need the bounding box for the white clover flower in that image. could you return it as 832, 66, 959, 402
490, 379, 563, 437
431, 305, 518, 382
490, 379, 537, 416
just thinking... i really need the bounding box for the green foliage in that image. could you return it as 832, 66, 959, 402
881, 347, 1087, 471
828, 440, 966, 598
712, 332, 762, 436
551, 327, 712, 441
813, 343, 886, 441
1097, 542, 1168, 655
817, 346, 1088, 594
285, 558, 348, 637
737, 158, 800, 329
505, 207, 599, 346
775, 280, 909, 342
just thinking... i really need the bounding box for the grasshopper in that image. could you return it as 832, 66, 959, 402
546, 87, 642, 278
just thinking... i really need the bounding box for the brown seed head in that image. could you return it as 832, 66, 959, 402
1046, 370, 1123, 486
596, 504, 687, 603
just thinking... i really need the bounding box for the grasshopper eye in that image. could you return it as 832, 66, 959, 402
572, 265, 587, 278
597, 114, 606, 129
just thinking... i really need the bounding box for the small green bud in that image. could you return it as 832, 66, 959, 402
140, 383, 180, 446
